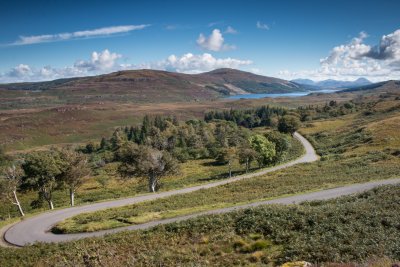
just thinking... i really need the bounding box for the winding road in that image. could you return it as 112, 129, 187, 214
2, 133, 399, 247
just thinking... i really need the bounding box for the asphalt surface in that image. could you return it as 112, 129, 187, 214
3, 133, 398, 247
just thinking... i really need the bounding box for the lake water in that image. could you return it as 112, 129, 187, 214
227, 89, 339, 99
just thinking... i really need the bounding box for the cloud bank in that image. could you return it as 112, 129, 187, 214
279, 29, 400, 81
151, 53, 252, 73
10, 25, 150, 46
0, 50, 252, 83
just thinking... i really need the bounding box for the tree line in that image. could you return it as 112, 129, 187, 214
0, 148, 90, 217
0, 107, 300, 218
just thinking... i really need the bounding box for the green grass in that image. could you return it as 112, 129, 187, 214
53, 103, 400, 234
0, 130, 302, 221
1, 184, 400, 266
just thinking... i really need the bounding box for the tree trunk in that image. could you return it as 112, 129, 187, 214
12, 190, 25, 217
69, 188, 75, 207
48, 200, 54, 210
246, 158, 249, 173
228, 160, 232, 178
148, 173, 157, 193
42, 188, 54, 210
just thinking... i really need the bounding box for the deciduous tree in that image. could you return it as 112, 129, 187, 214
0, 164, 25, 216
118, 144, 179, 192
22, 151, 63, 210
59, 149, 91, 206
237, 147, 258, 173
249, 135, 276, 168
278, 115, 301, 135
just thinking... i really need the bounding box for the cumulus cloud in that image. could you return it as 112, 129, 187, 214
7, 64, 32, 78
363, 29, 400, 61
10, 25, 150, 46
196, 29, 235, 51
151, 53, 252, 73
0, 49, 129, 83
74, 49, 122, 71
0, 51, 252, 83
278, 29, 400, 82
225, 26, 238, 34
256, 21, 269, 30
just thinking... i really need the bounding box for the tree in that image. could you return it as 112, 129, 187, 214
59, 149, 91, 206
22, 151, 63, 210
215, 147, 237, 178
278, 115, 301, 135
237, 147, 258, 173
100, 137, 109, 150
249, 135, 276, 168
118, 144, 179, 192
265, 131, 291, 163
0, 164, 25, 216
110, 129, 126, 150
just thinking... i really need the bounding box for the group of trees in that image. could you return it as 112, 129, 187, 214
204, 106, 286, 128
89, 115, 294, 190
204, 106, 301, 135
0, 106, 299, 217
0, 148, 90, 217
297, 100, 359, 121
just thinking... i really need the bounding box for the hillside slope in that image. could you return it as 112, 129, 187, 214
292, 77, 372, 89
0, 68, 306, 108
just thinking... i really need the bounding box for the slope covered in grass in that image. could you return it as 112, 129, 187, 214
1, 184, 400, 266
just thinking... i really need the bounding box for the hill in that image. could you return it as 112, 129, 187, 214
340, 80, 400, 93
292, 77, 372, 89
0, 68, 306, 108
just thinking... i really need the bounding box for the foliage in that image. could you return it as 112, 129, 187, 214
278, 115, 301, 134
118, 144, 179, 192
249, 134, 276, 167
204, 105, 286, 128
2, 185, 400, 266
59, 149, 91, 206
22, 150, 64, 209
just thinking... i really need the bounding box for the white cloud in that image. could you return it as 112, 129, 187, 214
10, 25, 150, 46
7, 64, 32, 78
0, 51, 252, 83
278, 29, 400, 82
196, 29, 235, 51
74, 49, 122, 71
225, 26, 238, 34
0, 49, 128, 83
152, 53, 252, 73
256, 21, 269, 30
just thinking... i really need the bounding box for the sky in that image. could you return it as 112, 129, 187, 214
0, 0, 399, 83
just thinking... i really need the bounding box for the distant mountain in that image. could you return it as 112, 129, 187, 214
340, 80, 400, 93
292, 77, 372, 89
0, 68, 307, 103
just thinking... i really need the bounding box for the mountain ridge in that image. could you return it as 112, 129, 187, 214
292, 77, 372, 89
0, 68, 307, 100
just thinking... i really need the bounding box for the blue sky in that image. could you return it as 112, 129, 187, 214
0, 0, 399, 83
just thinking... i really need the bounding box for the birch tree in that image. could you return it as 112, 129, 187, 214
0, 164, 25, 217
60, 149, 91, 206
22, 151, 62, 210
118, 144, 179, 192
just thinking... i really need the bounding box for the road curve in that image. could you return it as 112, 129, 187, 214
0, 132, 343, 246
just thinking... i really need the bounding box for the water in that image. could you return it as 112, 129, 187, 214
227, 89, 339, 99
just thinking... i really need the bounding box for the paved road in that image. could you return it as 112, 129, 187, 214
3, 132, 397, 247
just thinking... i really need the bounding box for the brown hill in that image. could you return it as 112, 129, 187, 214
0, 68, 306, 105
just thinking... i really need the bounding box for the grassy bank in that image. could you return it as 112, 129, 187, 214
1, 184, 400, 266
0, 130, 303, 220
54, 99, 400, 233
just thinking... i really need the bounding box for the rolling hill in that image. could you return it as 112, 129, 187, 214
0, 68, 307, 106
292, 77, 372, 89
